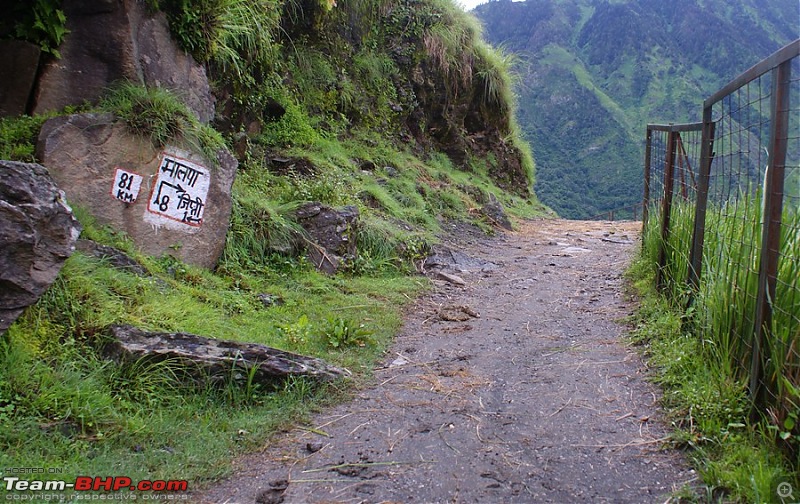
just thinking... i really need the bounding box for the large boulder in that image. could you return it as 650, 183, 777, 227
32, 0, 214, 123
36, 113, 237, 268
0, 161, 82, 334
295, 203, 359, 274
136, 13, 215, 123
0, 40, 40, 118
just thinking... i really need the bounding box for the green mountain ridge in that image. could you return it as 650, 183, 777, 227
474, 0, 798, 219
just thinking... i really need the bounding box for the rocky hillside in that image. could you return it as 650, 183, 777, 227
0, 0, 547, 486
2, 0, 535, 194
474, 0, 797, 218
1, 0, 545, 269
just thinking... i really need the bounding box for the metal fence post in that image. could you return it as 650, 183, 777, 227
643, 127, 653, 234
750, 58, 792, 414
687, 108, 716, 292
656, 129, 678, 291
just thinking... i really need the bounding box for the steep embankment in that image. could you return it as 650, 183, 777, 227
0, 0, 547, 491
474, 0, 797, 219
2, 0, 548, 263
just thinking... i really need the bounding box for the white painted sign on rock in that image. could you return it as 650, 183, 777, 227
146, 150, 210, 228
111, 168, 143, 203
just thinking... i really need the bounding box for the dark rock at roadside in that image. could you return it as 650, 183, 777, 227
104, 324, 349, 385
295, 202, 359, 274
0, 40, 40, 118
480, 193, 513, 230
0, 161, 82, 333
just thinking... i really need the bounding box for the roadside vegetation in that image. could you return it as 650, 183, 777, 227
628, 202, 799, 502
0, 0, 547, 492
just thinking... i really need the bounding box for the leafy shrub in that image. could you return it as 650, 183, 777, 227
258, 102, 321, 148
278, 315, 312, 346
323, 316, 372, 348
3, 0, 68, 57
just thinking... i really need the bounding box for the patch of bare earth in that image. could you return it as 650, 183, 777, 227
197, 219, 695, 503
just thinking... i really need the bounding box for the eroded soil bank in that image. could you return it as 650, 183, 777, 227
199, 219, 695, 503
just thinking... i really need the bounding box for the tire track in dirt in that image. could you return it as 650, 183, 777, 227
198, 219, 695, 503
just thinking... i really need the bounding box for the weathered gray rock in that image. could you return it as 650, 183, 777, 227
423, 245, 497, 273
0, 40, 40, 117
32, 0, 214, 123
76, 239, 148, 276
36, 113, 237, 268
0, 161, 82, 333
480, 193, 513, 230
136, 11, 215, 123
105, 324, 348, 385
295, 203, 359, 274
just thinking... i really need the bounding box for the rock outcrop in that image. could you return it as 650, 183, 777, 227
295, 203, 359, 274
32, 0, 214, 123
105, 324, 349, 385
36, 113, 237, 268
0, 161, 82, 333
0, 40, 40, 118
480, 194, 513, 230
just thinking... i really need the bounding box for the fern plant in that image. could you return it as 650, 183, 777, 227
6, 0, 69, 57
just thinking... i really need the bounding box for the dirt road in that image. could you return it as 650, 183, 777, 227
199, 219, 694, 503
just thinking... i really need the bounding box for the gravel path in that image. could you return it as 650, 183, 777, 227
198, 219, 694, 503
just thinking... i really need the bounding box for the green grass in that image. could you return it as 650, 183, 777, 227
630, 198, 800, 502
0, 0, 547, 494
99, 83, 226, 161
156, 0, 281, 83
0, 106, 84, 161
422, 0, 482, 94
0, 211, 427, 491
643, 197, 799, 394
0, 114, 52, 162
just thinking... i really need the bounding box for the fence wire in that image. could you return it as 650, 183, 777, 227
702, 73, 773, 381
644, 125, 703, 300
774, 62, 800, 414
643, 40, 800, 433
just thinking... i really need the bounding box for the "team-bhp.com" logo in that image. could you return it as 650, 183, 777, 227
3, 476, 188, 492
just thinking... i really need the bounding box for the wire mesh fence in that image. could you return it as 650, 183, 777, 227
643, 123, 703, 299
772, 52, 800, 429
585, 204, 642, 221
643, 40, 800, 434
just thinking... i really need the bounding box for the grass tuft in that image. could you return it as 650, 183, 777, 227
99, 82, 226, 162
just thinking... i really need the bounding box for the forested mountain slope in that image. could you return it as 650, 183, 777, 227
475, 0, 798, 218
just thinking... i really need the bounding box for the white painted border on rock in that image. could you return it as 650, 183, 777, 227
144, 148, 210, 231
